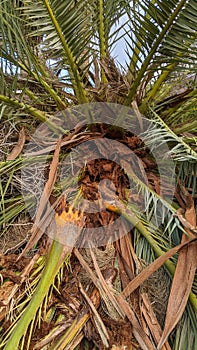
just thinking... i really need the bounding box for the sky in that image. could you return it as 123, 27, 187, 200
110, 13, 130, 70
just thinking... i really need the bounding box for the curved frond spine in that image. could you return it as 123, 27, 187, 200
43, 0, 88, 103
0, 94, 65, 133
98, 0, 108, 83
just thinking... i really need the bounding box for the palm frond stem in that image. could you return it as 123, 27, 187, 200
43, 0, 89, 103
125, 0, 187, 106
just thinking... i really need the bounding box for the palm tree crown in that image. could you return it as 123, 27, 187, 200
0, 1, 196, 349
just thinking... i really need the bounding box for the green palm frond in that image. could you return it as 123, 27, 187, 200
141, 110, 197, 161
177, 161, 197, 196
91, 0, 130, 52
157, 0, 197, 64
0, 255, 46, 348
2, 241, 70, 350
0, 46, 68, 110
23, 0, 93, 101
162, 95, 197, 133
23, 1, 91, 59
173, 306, 197, 350
125, 0, 197, 105
0, 0, 88, 103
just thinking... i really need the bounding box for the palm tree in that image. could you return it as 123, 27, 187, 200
0, 1, 197, 349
